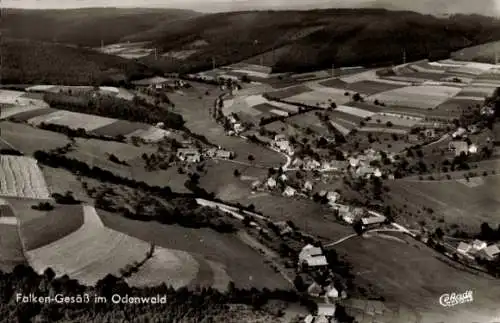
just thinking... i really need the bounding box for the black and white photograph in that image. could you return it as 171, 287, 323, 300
0, 0, 500, 322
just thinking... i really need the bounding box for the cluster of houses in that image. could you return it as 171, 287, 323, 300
132, 76, 187, 91
298, 244, 347, 323
225, 114, 246, 135
457, 239, 500, 261
272, 134, 295, 156
176, 147, 234, 163
291, 157, 348, 172
347, 149, 394, 179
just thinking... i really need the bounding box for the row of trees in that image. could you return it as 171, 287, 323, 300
43, 91, 185, 130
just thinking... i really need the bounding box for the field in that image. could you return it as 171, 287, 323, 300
70, 138, 156, 164
233, 193, 352, 242
386, 175, 500, 232
198, 159, 268, 201
126, 126, 172, 142
0, 202, 26, 271
334, 234, 500, 323
285, 89, 349, 108
287, 111, 330, 136
452, 40, 500, 64
343, 80, 405, 95
367, 85, 462, 109
28, 110, 118, 132
0, 155, 51, 199
367, 113, 422, 128
90, 119, 150, 137
264, 85, 312, 100
19, 205, 84, 250
335, 105, 376, 119
99, 210, 291, 290
0, 105, 50, 120
0, 121, 71, 155
41, 166, 94, 204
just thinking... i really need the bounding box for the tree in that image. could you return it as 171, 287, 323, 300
386, 121, 393, 127
293, 275, 306, 292
248, 155, 255, 162
233, 169, 241, 177
434, 227, 444, 240
353, 220, 364, 235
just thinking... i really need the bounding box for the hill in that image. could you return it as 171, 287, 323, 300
135, 9, 500, 73
4, 8, 500, 76
1, 38, 157, 85
1, 8, 200, 47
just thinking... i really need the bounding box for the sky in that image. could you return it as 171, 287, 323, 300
3, 0, 500, 16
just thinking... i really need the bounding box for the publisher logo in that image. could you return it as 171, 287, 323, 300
439, 290, 474, 307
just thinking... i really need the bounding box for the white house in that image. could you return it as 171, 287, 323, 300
479, 244, 500, 261
468, 144, 479, 154
361, 215, 386, 228
472, 239, 487, 251
326, 191, 340, 203
279, 174, 288, 182
348, 157, 360, 168
299, 244, 323, 261
283, 186, 296, 197
266, 177, 277, 189
449, 141, 469, 156
304, 181, 314, 192
457, 242, 471, 255
325, 285, 339, 302
303, 255, 328, 267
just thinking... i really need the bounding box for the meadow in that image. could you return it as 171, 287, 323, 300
99, 210, 291, 290
386, 175, 500, 232
368, 85, 462, 110
27, 110, 118, 132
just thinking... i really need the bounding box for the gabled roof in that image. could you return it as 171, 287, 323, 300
304, 255, 328, 267
317, 303, 336, 316
483, 244, 500, 258
457, 242, 471, 253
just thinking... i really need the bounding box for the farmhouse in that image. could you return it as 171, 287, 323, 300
457, 242, 471, 255
472, 239, 487, 251
132, 76, 172, 90
176, 148, 201, 163
325, 285, 340, 302
478, 244, 500, 261
298, 244, 328, 269
361, 215, 386, 228
303, 181, 314, 192
215, 150, 233, 159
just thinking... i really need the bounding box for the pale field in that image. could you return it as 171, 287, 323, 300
126, 126, 171, 142
368, 85, 462, 109
28, 110, 117, 131
231, 69, 270, 78
125, 247, 199, 289
0, 105, 47, 120
269, 109, 289, 117
26, 205, 163, 286
244, 94, 268, 107
452, 95, 488, 101
0, 156, 50, 199
286, 89, 350, 107
41, 166, 92, 205
25, 85, 57, 92
268, 101, 299, 113
162, 49, 198, 60
0, 90, 25, 103
224, 96, 262, 116
335, 105, 375, 118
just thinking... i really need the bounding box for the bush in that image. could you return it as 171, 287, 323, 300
31, 202, 54, 211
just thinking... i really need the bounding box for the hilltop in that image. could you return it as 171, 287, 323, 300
1, 8, 200, 47
1, 38, 157, 85
4, 8, 500, 75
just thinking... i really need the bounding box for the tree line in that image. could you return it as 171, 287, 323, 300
43, 91, 185, 130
